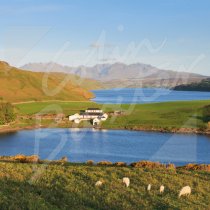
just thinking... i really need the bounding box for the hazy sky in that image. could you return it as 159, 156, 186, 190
0, 0, 210, 75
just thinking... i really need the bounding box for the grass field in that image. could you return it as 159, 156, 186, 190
0, 161, 209, 210
15, 101, 101, 115
15, 100, 210, 131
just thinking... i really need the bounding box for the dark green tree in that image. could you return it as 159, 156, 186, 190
0, 102, 16, 125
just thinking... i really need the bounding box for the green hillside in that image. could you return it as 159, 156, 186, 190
0, 61, 102, 102
0, 161, 209, 210
14, 100, 210, 132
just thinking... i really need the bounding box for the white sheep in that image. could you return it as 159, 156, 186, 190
160, 185, 165, 193
95, 180, 103, 187
122, 177, 130, 187
147, 184, 151, 191
179, 186, 191, 198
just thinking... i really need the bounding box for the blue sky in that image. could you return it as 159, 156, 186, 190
0, 0, 210, 75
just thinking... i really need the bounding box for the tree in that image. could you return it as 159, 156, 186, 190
0, 102, 16, 125
203, 105, 210, 122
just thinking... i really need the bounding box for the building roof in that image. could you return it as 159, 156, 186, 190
81, 113, 103, 116
86, 108, 101, 110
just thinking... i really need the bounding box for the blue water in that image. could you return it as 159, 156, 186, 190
92, 88, 210, 104
0, 128, 210, 166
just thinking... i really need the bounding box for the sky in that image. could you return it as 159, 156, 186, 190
0, 0, 210, 75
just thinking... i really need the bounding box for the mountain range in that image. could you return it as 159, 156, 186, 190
1, 60, 208, 102
21, 62, 207, 88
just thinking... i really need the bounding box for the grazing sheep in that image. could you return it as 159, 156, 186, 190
147, 184, 151, 191
160, 185, 165, 193
179, 186, 191, 198
122, 177, 130, 187
95, 181, 103, 187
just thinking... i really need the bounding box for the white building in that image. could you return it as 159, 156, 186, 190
69, 108, 108, 125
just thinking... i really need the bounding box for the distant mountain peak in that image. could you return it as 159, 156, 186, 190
21, 62, 207, 88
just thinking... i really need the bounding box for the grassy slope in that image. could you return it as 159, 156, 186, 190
103, 100, 210, 130
0, 61, 102, 102
15, 100, 210, 130
0, 162, 209, 210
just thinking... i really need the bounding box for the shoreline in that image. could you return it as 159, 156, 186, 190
0, 154, 209, 169
1, 123, 210, 136
0, 125, 48, 134
127, 126, 210, 135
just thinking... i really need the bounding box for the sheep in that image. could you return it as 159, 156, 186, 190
122, 177, 130, 187
179, 186, 191, 198
95, 180, 103, 187
147, 184, 151, 191
160, 185, 165, 193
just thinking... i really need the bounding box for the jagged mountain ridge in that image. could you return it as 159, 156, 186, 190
21, 62, 207, 88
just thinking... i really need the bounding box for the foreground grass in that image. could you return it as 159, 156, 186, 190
14, 100, 210, 131
0, 162, 209, 210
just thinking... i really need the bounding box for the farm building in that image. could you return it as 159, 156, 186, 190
69, 108, 108, 125
85, 108, 103, 114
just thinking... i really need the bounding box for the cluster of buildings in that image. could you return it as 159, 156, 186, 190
69, 108, 108, 125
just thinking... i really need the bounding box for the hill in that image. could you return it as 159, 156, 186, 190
21, 62, 207, 88
0, 61, 102, 102
0, 160, 209, 209
14, 100, 210, 133
173, 78, 210, 92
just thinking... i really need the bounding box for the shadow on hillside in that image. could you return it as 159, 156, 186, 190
195, 115, 210, 123
194, 105, 210, 123
0, 179, 103, 210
